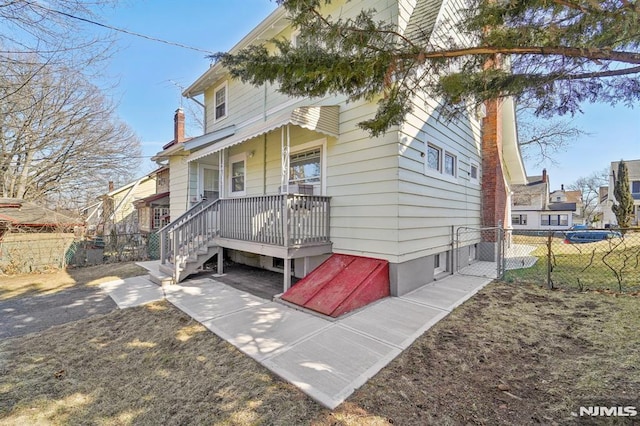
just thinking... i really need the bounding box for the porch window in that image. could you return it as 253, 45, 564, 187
214, 82, 227, 121
230, 156, 245, 195
152, 207, 170, 229
289, 148, 321, 185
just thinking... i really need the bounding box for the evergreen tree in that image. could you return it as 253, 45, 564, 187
215, 0, 640, 136
612, 160, 634, 229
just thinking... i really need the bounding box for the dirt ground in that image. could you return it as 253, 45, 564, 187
0, 262, 146, 300
1, 281, 638, 425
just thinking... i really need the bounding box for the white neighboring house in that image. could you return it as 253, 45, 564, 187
512, 170, 576, 231
604, 159, 640, 226
153, 0, 527, 295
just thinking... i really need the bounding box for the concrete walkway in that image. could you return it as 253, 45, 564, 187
100, 273, 491, 409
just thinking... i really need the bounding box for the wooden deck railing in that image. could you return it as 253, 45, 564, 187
218, 194, 331, 246
160, 194, 331, 271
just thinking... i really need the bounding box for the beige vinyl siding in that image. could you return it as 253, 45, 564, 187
397, 97, 482, 261
398, 0, 418, 33
169, 155, 189, 220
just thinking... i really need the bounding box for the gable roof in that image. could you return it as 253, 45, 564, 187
0, 198, 82, 227
547, 202, 577, 212
405, 0, 444, 44
611, 159, 640, 179
512, 181, 546, 205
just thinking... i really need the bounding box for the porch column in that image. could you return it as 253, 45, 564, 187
219, 148, 225, 198
283, 258, 291, 291
217, 246, 224, 275
281, 126, 290, 192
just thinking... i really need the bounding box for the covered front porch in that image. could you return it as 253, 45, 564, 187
160, 106, 339, 289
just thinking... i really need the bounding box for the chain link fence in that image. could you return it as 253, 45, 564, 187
503, 228, 640, 292
66, 233, 160, 267
0, 232, 160, 274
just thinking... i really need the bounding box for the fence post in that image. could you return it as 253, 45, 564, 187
547, 232, 553, 289
496, 221, 502, 279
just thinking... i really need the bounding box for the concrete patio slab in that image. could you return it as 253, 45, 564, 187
339, 298, 448, 348
432, 274, 493, 294
164, 279, 266, 322
99, 276, 163, 309
402, 283, 469, 311
262, 324, 401, 409
102, 269, 493, 409
201, 302, 331, 361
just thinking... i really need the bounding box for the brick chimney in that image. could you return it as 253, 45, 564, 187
481, 97, 507, 236
108, 181, 114, 192
174, 108, 185, 143
542, 168, 547, 183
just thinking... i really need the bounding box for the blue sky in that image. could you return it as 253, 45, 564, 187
98, 1, 638, 189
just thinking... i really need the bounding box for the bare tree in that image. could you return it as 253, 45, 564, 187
517, 107, 589, 165
0, 57, 141, 210
569, 168, 609, 225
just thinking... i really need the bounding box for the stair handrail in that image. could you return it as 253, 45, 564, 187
159, 198, 216, 265
167, 199, 221, 282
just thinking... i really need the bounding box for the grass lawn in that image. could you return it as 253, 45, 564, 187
508, 235, 640, 292
0, 262, 147, 300
1, 280, 639, 424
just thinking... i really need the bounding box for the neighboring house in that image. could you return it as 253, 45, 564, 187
605, 159, 640, 226
153, 0, 527, 297
134, 166, 170, 234
84, 176, 157, 235
512, 170, 577, 230
549, 184, 584, 222
0, 198, 82, 273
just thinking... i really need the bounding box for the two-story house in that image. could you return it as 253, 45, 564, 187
512, 170, 577, 230
152, 0, 527, 306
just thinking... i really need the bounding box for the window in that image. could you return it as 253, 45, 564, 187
290, 148, 321, 185
427, 144, 441, 171
512, 214, 528, 225
444, 152, 456, 176
470, 161, 479, 184
541, 214, 568, 226
231, 159, 245, 194
152, 207, 170, 229
632, 181, 640, 194
214, 82, 227, 121
434, 252, 447, 274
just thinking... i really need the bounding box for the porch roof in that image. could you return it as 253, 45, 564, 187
189, 105, 340, 162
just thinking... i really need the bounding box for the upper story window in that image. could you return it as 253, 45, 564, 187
214, 82, 227, 122
470, 161, 479, 184
632, 180, 640, 194
427, 144, 441, 172
444, 152, 456, 176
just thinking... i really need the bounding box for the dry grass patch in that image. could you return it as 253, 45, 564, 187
1, 282, 638, 425
0, 301, 326, 425
0, 262, 146, 300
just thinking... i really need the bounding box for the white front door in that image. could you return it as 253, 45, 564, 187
199, 165, 219, 201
